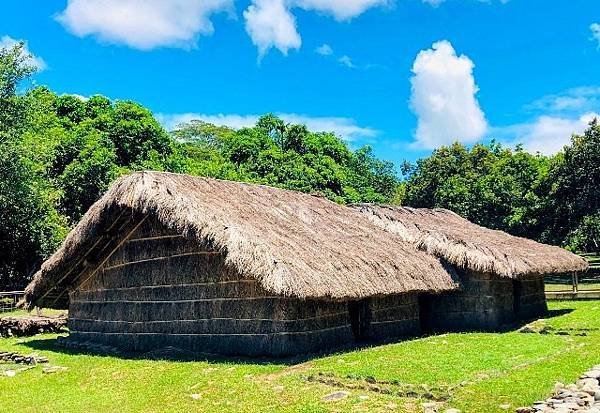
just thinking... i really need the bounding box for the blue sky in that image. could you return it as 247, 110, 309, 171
2, 0, 599, 166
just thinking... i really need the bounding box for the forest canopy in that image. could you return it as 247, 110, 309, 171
1, 41, 598, 289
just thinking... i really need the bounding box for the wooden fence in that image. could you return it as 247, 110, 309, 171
545, 254, 600, 299
0, 291, 24, 313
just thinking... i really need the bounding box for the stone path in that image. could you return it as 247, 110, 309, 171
517, 365, 600, 413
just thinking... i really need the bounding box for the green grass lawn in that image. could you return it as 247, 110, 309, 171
1, 301, 600, 412
0, 308, 66, 318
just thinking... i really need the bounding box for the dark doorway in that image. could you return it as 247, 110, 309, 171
418, 294, 433, 334
348, 299, 372, 342
513, 280, 522, 318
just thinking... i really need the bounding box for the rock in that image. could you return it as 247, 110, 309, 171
4, 370, 16, 377
422, 402, 440, 413
42, 366, 67, 374
322, 391, 349, 401
358, 395, 369, 401
190, 394, 201, 400
585, 370, 600, 379
577, 378, 598, 388
519, 326, 536, 333
444, 409, 460, 413
595, 391, 600, 401
559, 402, 580, 409
516, 407, 534, 413
498, 404, 511, 410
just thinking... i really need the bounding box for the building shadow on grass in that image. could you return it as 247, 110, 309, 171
20, 308, 576, 365
21, 335, 385, 366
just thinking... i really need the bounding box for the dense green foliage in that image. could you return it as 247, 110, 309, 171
171, 116, 398, 204
402, 142, 551, 238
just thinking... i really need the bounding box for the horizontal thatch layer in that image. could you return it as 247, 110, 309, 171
25, 172, 457, 308
353, 205, 588, 278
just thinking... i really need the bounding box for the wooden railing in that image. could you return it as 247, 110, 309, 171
545, 254, 600, 299
0, 291, 25, 313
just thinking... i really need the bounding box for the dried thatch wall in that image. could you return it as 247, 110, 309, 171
420, 270, 514, 332
68, 217, 420, 356
368, 295, 420, 341
419, 270, 547, 332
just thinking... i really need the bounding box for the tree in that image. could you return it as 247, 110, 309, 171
542, 119, 600, 247
0, 42, 35, 136
402, 141, 551, 239
58, 133, 118, 222
567, 213, 600, 253
0, 43, 66, 287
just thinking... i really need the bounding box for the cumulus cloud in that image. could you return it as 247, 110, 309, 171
494, 86, 600, 155
409, 40, 488, 149
157, 112, 378, 141
243, 0, 301, 58
293, 0, 389, 21
526, 87, 600, 114
315, 43, 333, 56
56, 0, 233, 50
338, 55, 356, 68
0, 36, 47, 70
495, 113, 599, 155
244, 0, 388, 56
591, 23, 600, 48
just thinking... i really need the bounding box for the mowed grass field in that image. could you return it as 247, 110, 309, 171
1, 301, 600, 413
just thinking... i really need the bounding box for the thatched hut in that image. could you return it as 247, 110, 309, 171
353, 205, 588, 331
24, 172, 457, 357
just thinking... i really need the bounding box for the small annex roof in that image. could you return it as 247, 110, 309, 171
353, 204, 588, 278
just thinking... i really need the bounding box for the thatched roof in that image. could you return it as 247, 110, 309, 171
25, 172, 458, 309
353, 204, 588, 278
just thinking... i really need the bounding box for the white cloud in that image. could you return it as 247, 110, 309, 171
409, 40, 488, 149
244, 0, 388, 56
315, 43, 333, 56
293, 0, 389, 21
526, 87, 600, 114
157, 112, 378, 141
338, 55, 356, 68
495, 113, 599, 155
421, 0, 445, 6
0, 36, 47, 70
56, 0, 233, 50
243, 0, 301, 58
591, 23, 600, 48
